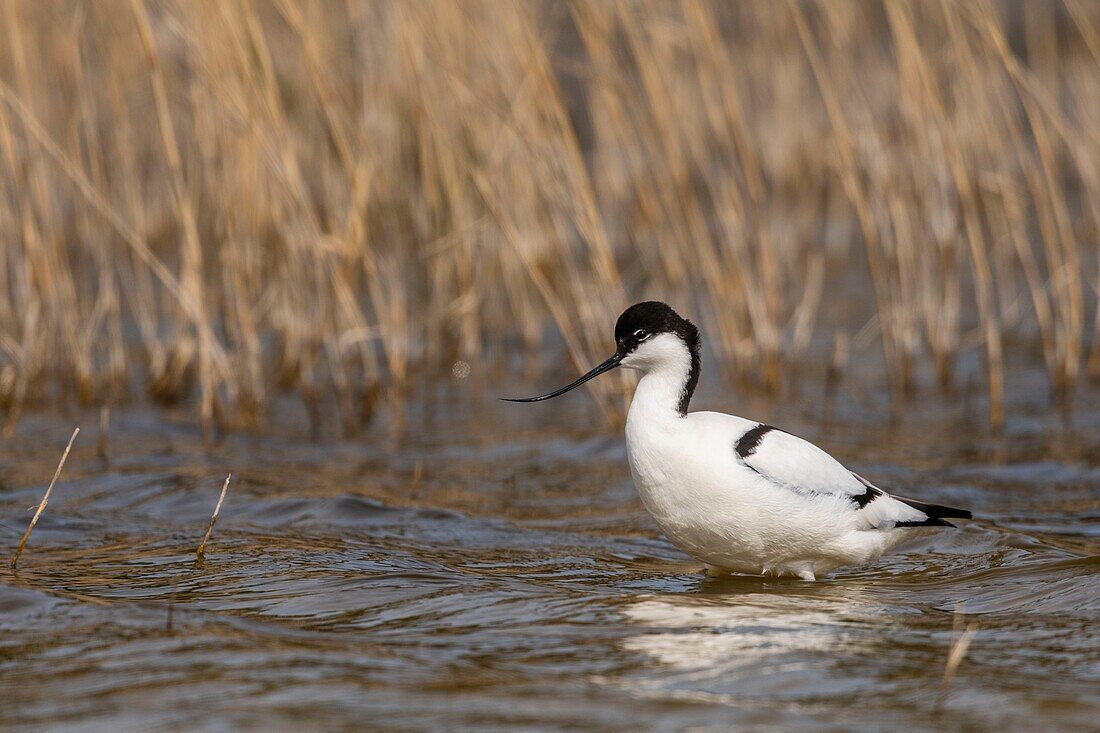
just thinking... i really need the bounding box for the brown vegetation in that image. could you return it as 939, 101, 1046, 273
0, 1, 1096, 436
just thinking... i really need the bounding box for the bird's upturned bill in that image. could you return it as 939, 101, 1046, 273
501, 354, 621, 402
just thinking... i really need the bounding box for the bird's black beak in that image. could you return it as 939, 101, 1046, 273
501, 353, 622, 402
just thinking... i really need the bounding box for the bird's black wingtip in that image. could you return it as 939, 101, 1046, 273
896, 496, 972, 522
895, 517, 957, 528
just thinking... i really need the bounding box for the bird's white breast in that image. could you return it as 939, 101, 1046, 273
624, 386, 768, 570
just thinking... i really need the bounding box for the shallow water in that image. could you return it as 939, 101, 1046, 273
1, 394, 1097, 732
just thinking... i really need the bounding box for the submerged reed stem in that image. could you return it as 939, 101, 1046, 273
10, 427, 80, 570
937, 603, 979, 710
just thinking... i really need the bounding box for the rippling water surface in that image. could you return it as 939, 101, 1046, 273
1, 393, 1097, 731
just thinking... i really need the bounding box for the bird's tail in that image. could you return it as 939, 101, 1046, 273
894, 496, 972, 528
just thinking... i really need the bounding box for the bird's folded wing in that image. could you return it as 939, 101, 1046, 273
736, 426, 934, 527
736, 427, 869, 500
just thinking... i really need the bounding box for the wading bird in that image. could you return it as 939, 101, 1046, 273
504, 301, 970, 580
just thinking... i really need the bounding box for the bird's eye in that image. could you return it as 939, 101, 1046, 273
633, 329, 650, 341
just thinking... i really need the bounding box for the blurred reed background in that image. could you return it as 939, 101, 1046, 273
0, 0, 1096, 439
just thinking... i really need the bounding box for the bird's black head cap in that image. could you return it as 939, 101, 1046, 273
615, 301, 701, 414
615, 301, 699, 354
502, 301, 701, 414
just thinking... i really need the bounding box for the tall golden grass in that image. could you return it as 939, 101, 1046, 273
0, 0, 1096, 437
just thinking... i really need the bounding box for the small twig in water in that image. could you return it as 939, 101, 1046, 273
938, 603, 978, 710
10, 428, 80, 570
196, 474, 231, 561
166, 591, 176, 634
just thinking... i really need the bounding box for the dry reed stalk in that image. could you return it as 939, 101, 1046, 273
787, 0, 908, 411
941, 11, 1066, 409
96, 405, 110, 463
823, 331, 850, 419
1068, 0, 1100, 383
0, 84, 221, 362
0, 3, 50, 435
196, 474, 232, 561
10, 427, 80, 570
473, 169, 619, 423
270, 0, 392, 424
683, 1, 797, 380
895, 0, 1006, 429
966, 1, 1086, 414
128, 0, 216, 439
884, 2, 962, 393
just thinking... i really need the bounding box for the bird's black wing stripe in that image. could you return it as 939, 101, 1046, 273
850, 472, 883, 508
735, 424, 774, 458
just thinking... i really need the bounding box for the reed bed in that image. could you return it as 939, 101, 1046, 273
0, 0, 1096, 436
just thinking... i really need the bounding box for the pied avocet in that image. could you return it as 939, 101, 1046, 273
505, 301, 970, 580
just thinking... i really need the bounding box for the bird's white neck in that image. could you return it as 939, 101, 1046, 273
628, 369, 689, 428
623, 333, 697, 428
